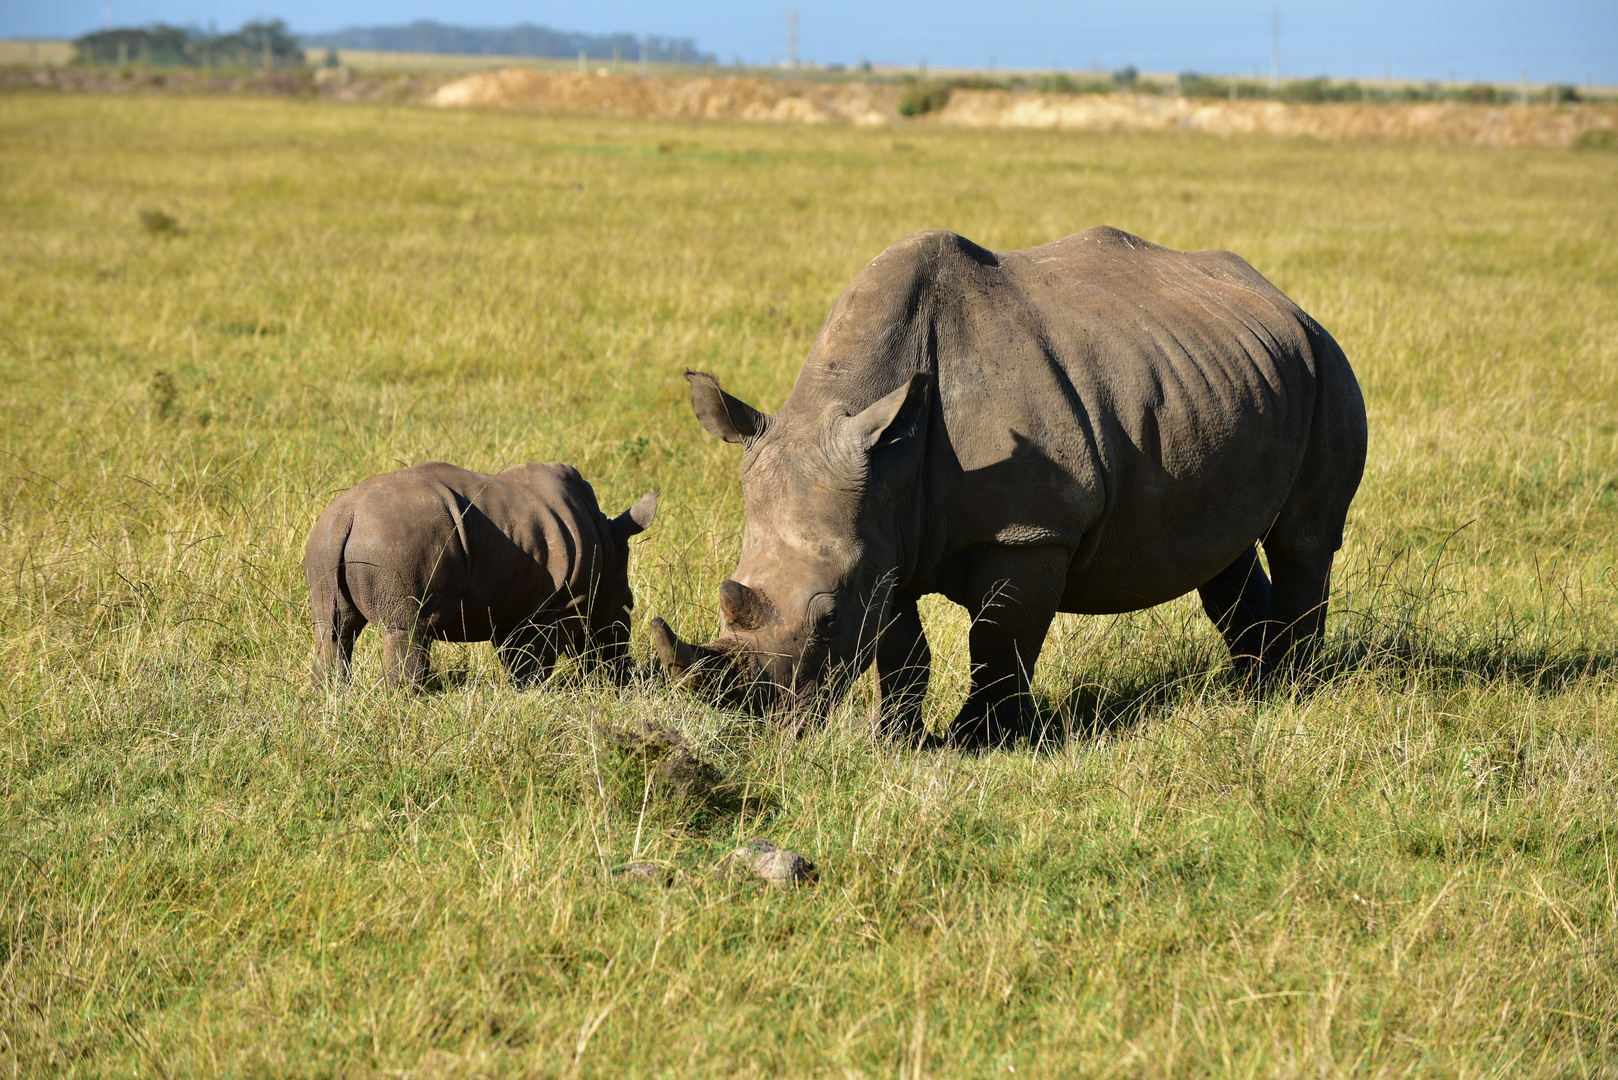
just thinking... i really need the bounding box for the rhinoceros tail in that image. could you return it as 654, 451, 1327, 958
304, 501, 362, 651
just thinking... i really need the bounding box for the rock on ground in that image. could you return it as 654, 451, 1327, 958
718, 838, 818, 889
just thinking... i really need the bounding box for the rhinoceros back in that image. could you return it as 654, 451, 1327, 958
330, 461, 606, 640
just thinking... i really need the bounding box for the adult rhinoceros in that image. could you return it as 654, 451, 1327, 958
652, 226, 1366, 748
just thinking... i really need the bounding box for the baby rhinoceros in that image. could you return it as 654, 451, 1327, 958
304, 461, 656, 690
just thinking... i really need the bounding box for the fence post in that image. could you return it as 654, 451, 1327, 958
1270, 8, 1280, 91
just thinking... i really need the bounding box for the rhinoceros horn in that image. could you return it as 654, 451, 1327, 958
718, 579, 771, 631
650, 616, 698, 678
650, 616, 750, 702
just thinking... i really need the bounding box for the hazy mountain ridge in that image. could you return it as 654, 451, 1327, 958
301, 20, 711, 63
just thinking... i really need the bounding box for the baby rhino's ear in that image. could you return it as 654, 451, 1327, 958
611, 491, 658, 542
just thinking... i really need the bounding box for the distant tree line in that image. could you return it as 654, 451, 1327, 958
1176, 70, 1585, 105
302, 20, 713, 64
74, 20, 304, 68
70, 18, 713, 68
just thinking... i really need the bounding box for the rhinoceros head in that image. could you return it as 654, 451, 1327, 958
653, 368, 929, 713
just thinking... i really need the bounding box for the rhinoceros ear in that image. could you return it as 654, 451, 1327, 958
687, 370, 768, 445
839, 371, 930, 456
610, 491, 658, 542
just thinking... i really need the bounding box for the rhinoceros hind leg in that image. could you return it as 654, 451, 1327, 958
948, 547, 1067, 751
382, 627, 431, 691
1261, 549, 1334, 676
1198, 544, 1274, 683
313, 609, 365, 687
874, 593, 932, 743
497, 624, 559, 689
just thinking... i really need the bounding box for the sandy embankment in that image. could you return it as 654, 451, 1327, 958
935, 89, 1616, 149
434, 69, 1618, 150
432, 68, 901, 126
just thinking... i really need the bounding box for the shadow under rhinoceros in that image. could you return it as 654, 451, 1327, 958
1020, 634, 1618, 754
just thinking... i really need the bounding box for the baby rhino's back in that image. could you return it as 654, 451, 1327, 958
339, 461, 603, 641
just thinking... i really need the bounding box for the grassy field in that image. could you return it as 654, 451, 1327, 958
1, 92, 1616, 1077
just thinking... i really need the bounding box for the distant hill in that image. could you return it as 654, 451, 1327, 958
301, 20, 711, 64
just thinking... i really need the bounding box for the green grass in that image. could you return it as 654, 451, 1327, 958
2, 92, 1617, 1077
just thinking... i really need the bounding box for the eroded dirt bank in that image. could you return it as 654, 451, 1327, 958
6, 64, 1614, 149
935, 88, 1615, 149
432, 69, 1617, 149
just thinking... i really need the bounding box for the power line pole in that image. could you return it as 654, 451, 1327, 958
786, 10, 798, 70
1270, 7, 1280, 91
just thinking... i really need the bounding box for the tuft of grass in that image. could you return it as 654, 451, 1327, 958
0, 92, 1616, 1076
898, 78, 951, 116
1574, 126, 1617, 152
137, 206, 183, 235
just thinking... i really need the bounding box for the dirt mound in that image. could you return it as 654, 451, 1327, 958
936, 90, 1618, 150
10, 63, 1611, 150
432, 68, 1618, 150
432, 69, 900, 125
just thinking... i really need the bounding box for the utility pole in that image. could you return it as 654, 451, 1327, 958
786, 9, 798, 70
1520, 69, 1529, 106
639, 34, 647, 76
1270, 7, 1280, 91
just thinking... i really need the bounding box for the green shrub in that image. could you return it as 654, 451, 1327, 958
898, 80, 951, 116
1574, 127, 1617, 152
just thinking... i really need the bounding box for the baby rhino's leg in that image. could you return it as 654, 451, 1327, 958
382, 628, 432, 691
313, 603, 366, 687
497, 623, 560, 689
308, 562, 365, 687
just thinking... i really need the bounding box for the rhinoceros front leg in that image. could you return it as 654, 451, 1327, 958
874, 592, 932, 744
497, 623, 560, 689
949, 546, 1068, 751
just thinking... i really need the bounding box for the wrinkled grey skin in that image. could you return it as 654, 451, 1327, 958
304, 461, 656, 690
652, 226, 1366, 748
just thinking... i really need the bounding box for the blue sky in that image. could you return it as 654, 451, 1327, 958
5, 1, 1615, 84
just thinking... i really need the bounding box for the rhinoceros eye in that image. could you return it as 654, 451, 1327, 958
807, 593, 837, 636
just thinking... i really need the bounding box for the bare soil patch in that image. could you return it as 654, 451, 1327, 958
432, 68, 1618, 149
5, 63, 1613, 149
432, 68, 901, 125
936, 88, 1618, 149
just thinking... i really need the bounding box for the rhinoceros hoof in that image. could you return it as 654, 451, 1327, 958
717, 838, 818, 889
